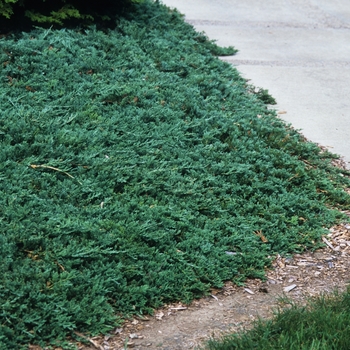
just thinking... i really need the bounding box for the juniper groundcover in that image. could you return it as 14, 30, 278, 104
1, 1, 350, 348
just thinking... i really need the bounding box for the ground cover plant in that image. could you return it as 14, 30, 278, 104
1, 0, 350, 348
205, 286, 350, 350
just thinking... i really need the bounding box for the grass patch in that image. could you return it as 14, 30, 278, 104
0, 0, 350, 348
205, 286, 350, 350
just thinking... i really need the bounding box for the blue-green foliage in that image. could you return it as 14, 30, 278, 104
0, 1, 349, 348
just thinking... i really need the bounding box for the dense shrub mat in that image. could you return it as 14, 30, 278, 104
1, 1, 350, 348
206, 287, 350, 350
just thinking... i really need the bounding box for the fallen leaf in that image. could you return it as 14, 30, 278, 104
283, 284, 297, 292
155, 311, 164, 320
244, 288, 255, 295
254, 230, 268, 243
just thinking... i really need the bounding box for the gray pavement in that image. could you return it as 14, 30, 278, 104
162, 0, 350, 167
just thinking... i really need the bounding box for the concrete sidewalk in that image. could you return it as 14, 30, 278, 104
162, 0, 350, 167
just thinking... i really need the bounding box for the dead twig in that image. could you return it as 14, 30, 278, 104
322, 236, 336, 251
30, 164, 82, 185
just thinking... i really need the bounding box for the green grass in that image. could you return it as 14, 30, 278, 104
1, 0, 350, 348
205, 286, 350, 350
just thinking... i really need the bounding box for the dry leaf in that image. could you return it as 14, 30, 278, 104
283, 284, 297, 292
244, 288, 255, 295
155, 312, 164, 320
254, 230, 268, 243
